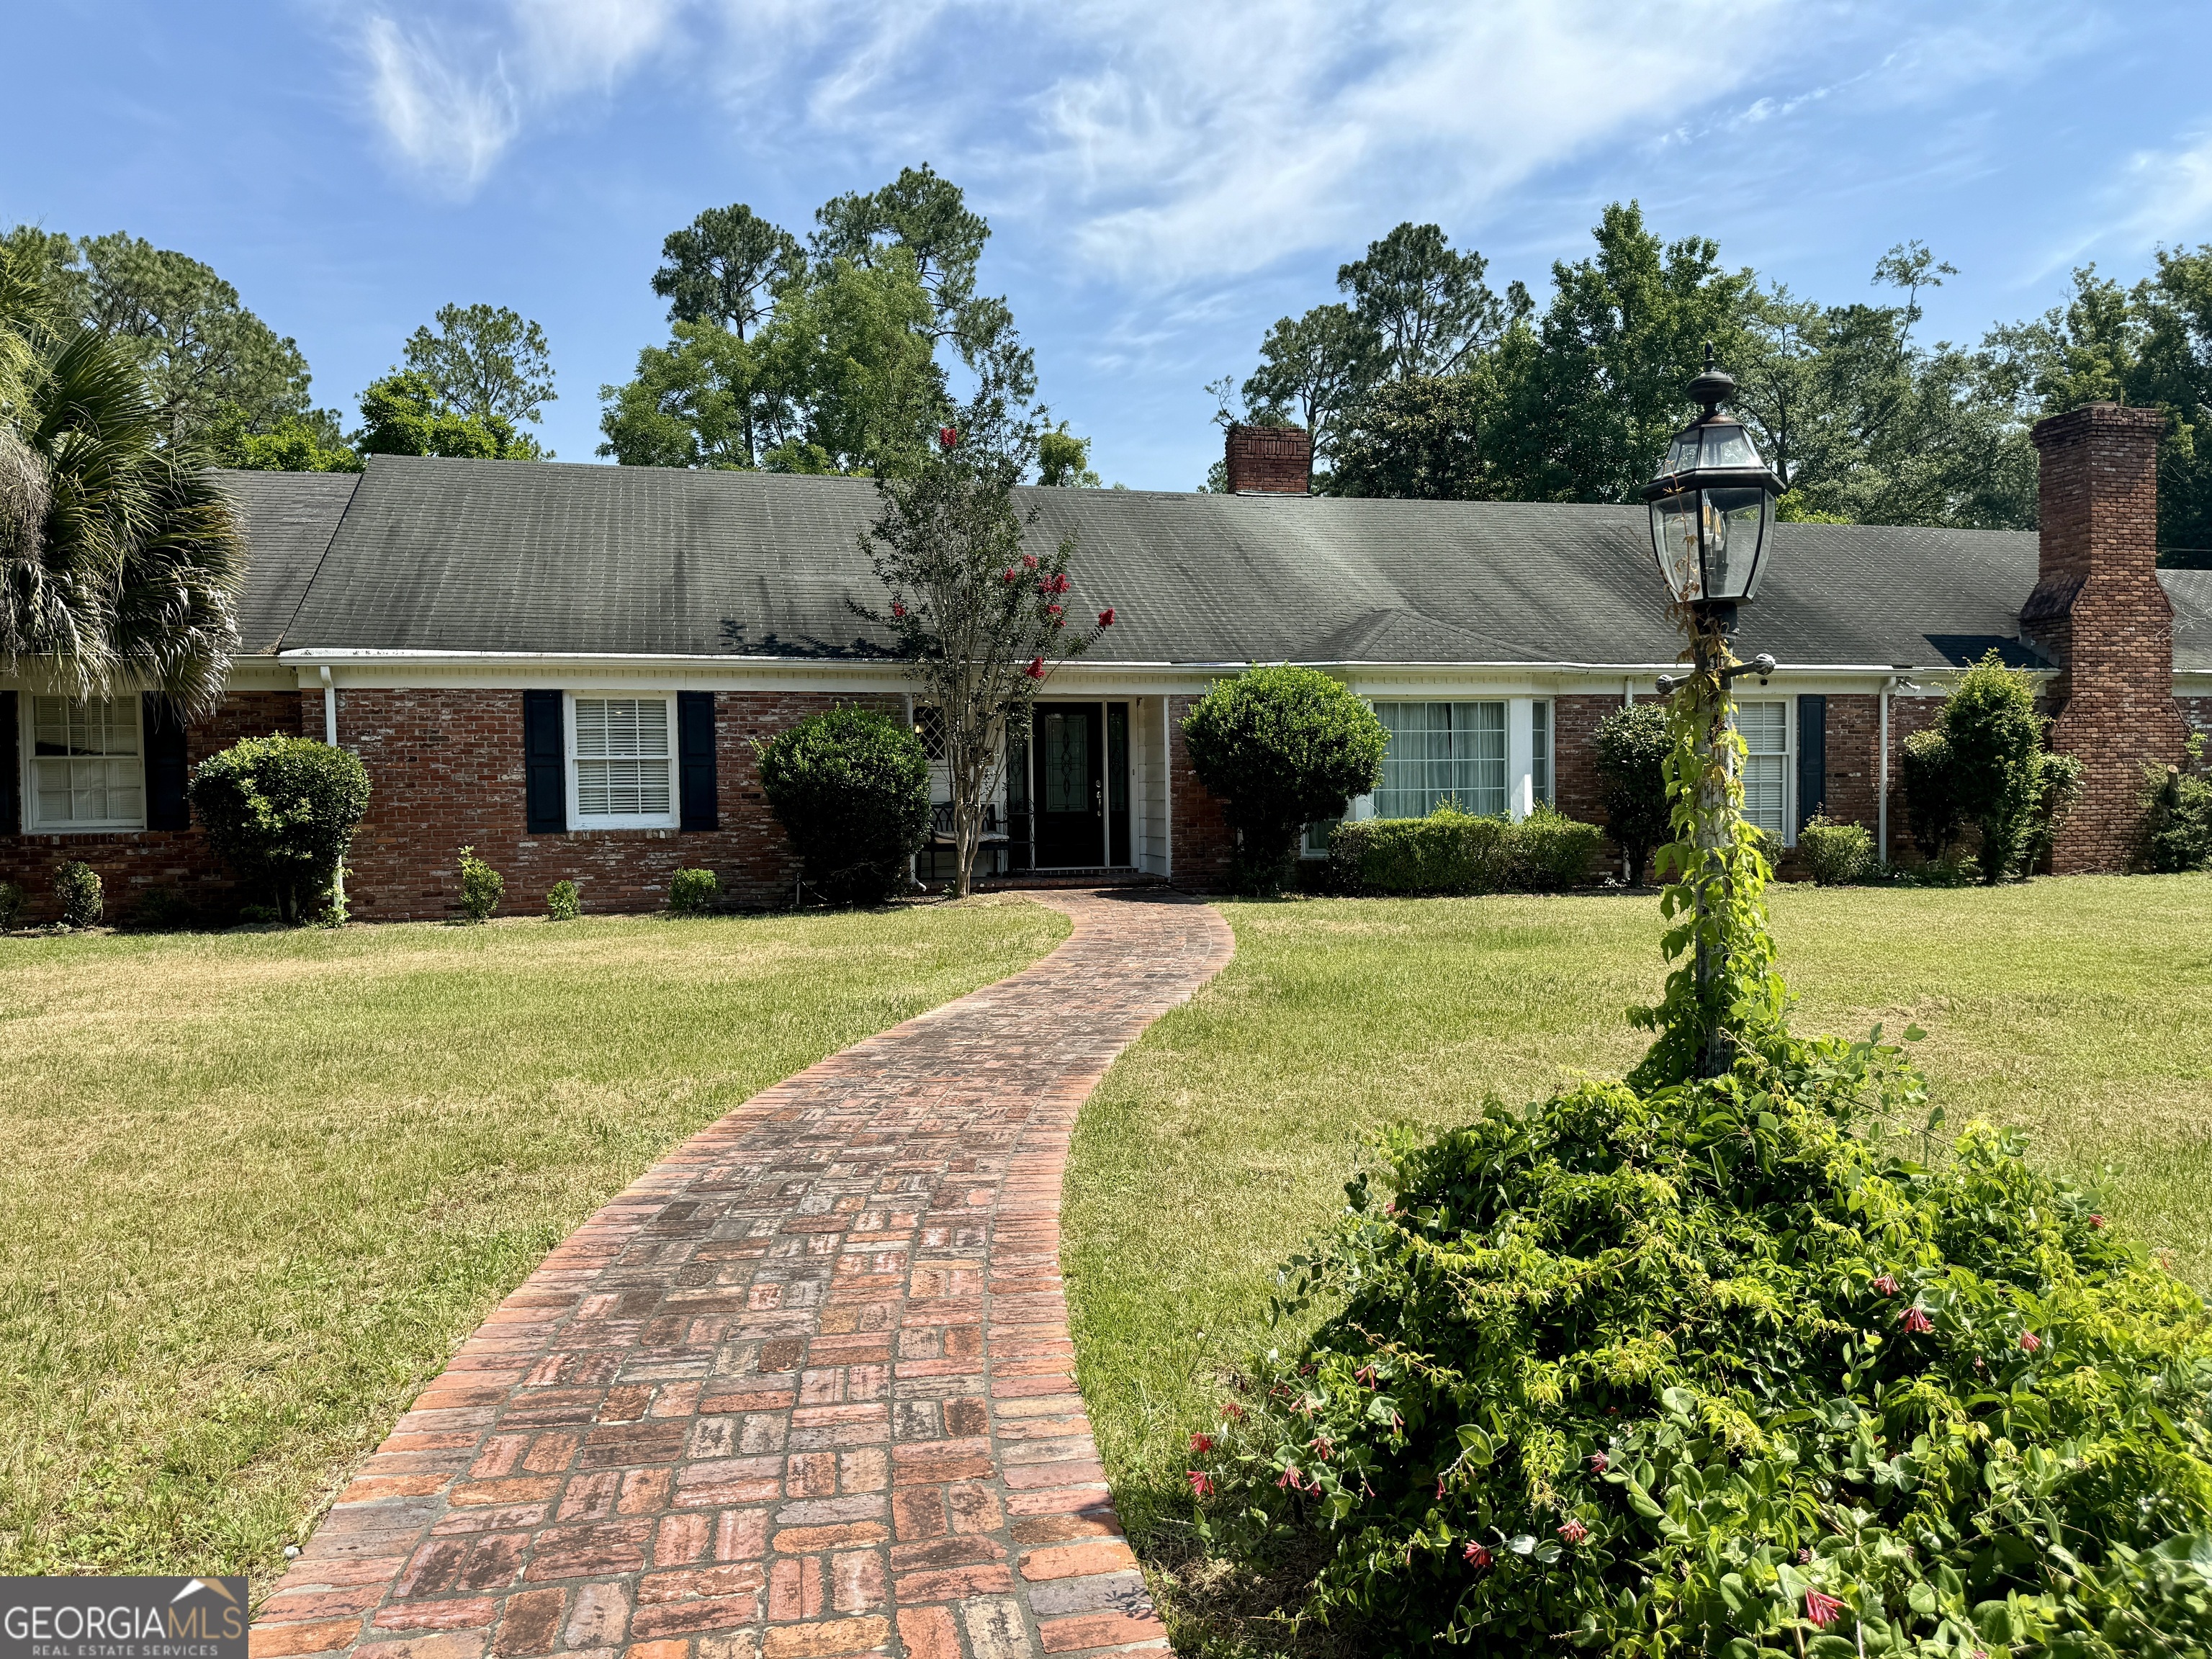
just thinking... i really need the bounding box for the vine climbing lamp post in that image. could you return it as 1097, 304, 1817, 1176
1643, 348, 1785, 1077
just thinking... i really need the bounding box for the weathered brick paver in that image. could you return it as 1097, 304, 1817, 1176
253, 891, 1233, 1659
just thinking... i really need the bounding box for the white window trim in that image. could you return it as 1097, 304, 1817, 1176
565, 691, 680, 830
22, 693, 148, 834
1735, 696, 1795, 847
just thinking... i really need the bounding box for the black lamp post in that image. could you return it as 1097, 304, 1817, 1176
1642, 348, 1785, 1077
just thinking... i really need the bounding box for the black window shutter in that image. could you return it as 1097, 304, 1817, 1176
523, 691, 566, 833
678, 691, 718, 831
0, 691, 17, 836
1796, 693, 1827, 834
143, 693, 192, 830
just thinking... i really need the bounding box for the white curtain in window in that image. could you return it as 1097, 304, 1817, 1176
574, 697, 672, 818
1737, 701, 1788, 835
30, 696, 143, 828
1374, 701, 1507, 818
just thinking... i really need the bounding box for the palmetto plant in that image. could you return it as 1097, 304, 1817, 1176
1, 242, 242, 711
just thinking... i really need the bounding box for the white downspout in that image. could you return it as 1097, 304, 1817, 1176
321, 667, 346, 915
1878, 675, 1894, 866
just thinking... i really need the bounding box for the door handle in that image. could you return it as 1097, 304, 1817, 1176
1092, 781, 1103, 815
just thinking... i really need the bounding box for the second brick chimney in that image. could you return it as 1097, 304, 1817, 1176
1224, 423, 1313, 495
2023, 401, 2189, 872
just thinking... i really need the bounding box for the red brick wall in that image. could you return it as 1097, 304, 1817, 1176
2024, 403, 2193, 872
1167, 693, 1234, 886
1224, 424, 1312, 495
338, 688, 904, 921
0, 690, 302, 924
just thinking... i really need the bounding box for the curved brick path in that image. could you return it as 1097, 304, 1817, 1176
252, 890, 1233, 1659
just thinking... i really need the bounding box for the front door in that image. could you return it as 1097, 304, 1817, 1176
1033, 704, 1105, 867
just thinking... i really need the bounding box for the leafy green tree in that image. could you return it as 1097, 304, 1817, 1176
598, 323, 762, 470
0, 240, 243, 711
752, 254, 945, 476
1182, 665, 1388, 895
403, 302, 555, 429
652, 204, 803, 339
851, 402, 1107, 896
1338, 222, 1521, 381
1326, 371, 1510, 500
1240, 302, 1380, 465
4, 227, 315, 447
1917, 652, 2079, 882
355, 369, 541, 461
1035, 424, 1100, 487
1591, 702, 1673, 884
207, 405, 360, 473
810, 164, 1033, 402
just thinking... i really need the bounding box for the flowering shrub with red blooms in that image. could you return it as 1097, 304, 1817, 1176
1024, 657, 1045, 680
1202, 1027, 2212, 1651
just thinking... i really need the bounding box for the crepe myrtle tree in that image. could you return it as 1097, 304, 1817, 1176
852, 406, 1112, 898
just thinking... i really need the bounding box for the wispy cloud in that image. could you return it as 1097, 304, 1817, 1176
354, 0, 683, 195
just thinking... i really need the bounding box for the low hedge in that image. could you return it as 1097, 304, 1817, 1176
1328, 804, 1604, 896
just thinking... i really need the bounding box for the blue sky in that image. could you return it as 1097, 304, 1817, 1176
11, 1, 2212, 490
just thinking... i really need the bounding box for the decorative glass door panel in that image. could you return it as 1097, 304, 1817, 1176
1033, 705, 1105, 867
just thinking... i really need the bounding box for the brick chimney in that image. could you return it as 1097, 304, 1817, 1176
2023, 401, 2189, 872
1224, 423, 1313, 495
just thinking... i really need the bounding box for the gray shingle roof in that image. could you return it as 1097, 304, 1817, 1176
218, 454, 2196, 675
218, 469, 360, 654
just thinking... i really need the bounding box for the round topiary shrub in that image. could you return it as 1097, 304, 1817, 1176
189, 736, 371, 923
1182, 665, 1387, 895
755, 706, 930, 906
546, 879, 581, 921
1798, 814, 1876, 885
55, 860, 102, 928
1197, 1032, 2212, 1653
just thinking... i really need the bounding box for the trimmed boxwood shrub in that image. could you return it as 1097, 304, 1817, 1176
55, 860, 102, 928
1184, 665, 1388, 896
1798, 814, 1875, 885
1198, 1032, 2212, 1653
546, 879, 581, 921
1328, 804, 1604, 896
755, 706, 930, 906
669, 868, 719, 915
189, 735, 371, 922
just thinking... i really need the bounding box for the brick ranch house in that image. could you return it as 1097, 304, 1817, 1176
1, 403, 2207, 922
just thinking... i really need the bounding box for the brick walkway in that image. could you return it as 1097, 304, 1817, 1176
252, 891, 1233, 1659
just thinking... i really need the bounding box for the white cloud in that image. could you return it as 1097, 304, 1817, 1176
354, 0, 683, 194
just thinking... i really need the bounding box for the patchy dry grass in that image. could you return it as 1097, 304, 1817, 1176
0, 899, 1065, 1581
1063, 876, 2212, 1655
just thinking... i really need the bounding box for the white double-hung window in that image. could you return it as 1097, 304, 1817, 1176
27, 696, 145, 831
1372, 701, 1509, 818
1737, 701, 1789, 837
568, 694, 677, 828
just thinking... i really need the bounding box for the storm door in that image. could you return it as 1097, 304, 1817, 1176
1033, 703, 1105, 867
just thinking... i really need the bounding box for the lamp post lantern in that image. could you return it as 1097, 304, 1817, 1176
1643, 348, 1786, 1078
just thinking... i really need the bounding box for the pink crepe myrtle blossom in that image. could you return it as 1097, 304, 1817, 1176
1804, 1591, 1846, 1629
1190, 1432, 1214, 1454
1097, 607, 1115, 627
1024, 657, 1045, 680
1872, 1273, 1900, 1296
1900, 1305, 1935, 1335
938, 426, 958, 449
1187, 1470, 1213, 1498
2020, 1331, 2042, 1354
1022, 554, 1039, 570
1558, 1519, 1589, 1545
891, 601, 906, 618
1464, 1542, 1492, 1569
1002, 567, 1019, 583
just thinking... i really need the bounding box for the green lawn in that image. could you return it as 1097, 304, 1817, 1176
1061, 876, 2212, 1650
0, 899, 1065, 1582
